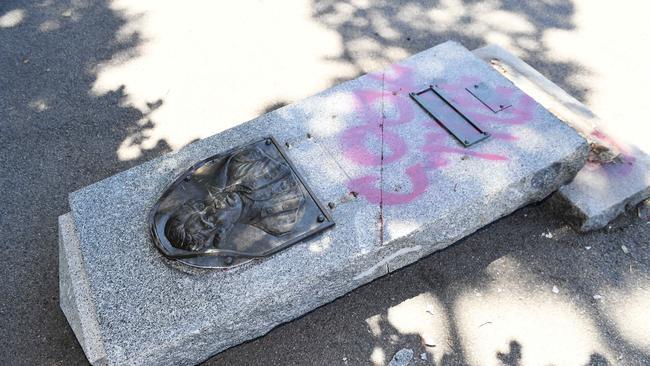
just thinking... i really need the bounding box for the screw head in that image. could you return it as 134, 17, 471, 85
224, 256, 234, 265
265, 139, 272, 145
317, 215, 325, 223
328, 202, 335, 209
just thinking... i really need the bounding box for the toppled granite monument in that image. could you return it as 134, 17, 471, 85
59, 41, 588, 365
473, 44, 650, 231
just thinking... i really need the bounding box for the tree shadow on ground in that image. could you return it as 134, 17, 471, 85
311, 0, 590, 102
2, 1, 647, 365
0, 1, 168, 364
209, 203, 650, 365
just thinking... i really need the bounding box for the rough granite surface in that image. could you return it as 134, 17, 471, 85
548, 142, 650, 231
61, 41, 588, 365
473, 44, 650, 231
59, 213, 107, 365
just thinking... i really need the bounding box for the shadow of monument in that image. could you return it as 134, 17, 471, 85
208, 202, 650, 365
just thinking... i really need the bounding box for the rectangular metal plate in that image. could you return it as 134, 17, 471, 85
410, 86, 490, 147
465, 82, 511, 113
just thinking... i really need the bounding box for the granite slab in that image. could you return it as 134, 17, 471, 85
60, 41, 588, 365
473, 44, 650, 231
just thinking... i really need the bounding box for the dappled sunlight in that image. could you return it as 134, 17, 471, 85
366, 314, 383, 337
384, 220, 421, 241
92, 0, 356, 160
38, 19, 60, 32
369, 346, 386, 365
426, 0, 536, 50
600, 274, 650, 355
308, 236, 332, 254
315, 0, 575, 75
0, 8, 26, 28
284, 91, 358, 138
28, 98, 49, 112
88, 0, 607, 167
454, 255, 613, 365
9, 0, 649, 364
544, 1, 650, 151
377, 292, 453, 364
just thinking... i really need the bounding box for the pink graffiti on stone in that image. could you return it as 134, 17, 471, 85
586, 129, 636, 176
436, 76, 536, 126
348, 164, 429, 205
422, 132, 508, 169
340, 64, 536, 205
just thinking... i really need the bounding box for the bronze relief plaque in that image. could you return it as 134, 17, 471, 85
149, 136, 334, 269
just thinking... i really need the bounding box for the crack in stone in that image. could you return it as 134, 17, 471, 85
314, 140, 353, 182
379, 70, 386, 246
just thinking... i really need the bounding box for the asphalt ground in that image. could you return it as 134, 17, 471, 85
1, 1, 649, 365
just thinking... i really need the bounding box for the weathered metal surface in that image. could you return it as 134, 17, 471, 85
410, 85, 490, 147
149, 136, 333, 268
466, 82, 512, 113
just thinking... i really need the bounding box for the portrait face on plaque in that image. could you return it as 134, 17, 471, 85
149, 137, 333, 269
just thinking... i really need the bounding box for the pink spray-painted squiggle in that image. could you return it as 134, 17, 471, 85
586, 129, 636, 176
340, 64, 536, 205
348, 164, 429, 205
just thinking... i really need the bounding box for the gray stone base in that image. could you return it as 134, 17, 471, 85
59, 213, 107, 365
473, 44, 650, 231
60, 41, 588, 365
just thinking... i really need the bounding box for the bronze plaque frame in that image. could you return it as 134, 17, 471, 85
149, 136, 334, 269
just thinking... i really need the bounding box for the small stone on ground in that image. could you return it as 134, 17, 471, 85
388, 348, 414, 366
639, 199, 650, 221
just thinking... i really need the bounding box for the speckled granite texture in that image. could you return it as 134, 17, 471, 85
473, 44, 650, 231
60, 41, 588, 365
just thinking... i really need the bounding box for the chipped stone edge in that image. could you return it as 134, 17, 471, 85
473, 44, 650, 231
372, 139, 589, 275
548, 184, 650, 231
59, 213, 108, 366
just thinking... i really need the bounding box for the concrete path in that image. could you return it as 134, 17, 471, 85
1, 1, 649, 365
